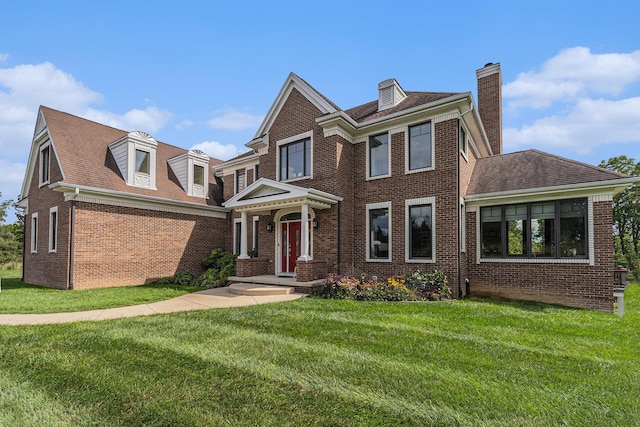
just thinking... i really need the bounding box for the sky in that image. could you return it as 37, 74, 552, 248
1, 1, 639, 223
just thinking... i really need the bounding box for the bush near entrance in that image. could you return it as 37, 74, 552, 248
156, 249, 236, 288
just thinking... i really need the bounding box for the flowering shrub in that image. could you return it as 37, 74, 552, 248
314, 270, 449, 301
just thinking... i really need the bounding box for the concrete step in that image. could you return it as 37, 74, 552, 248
228, 283, 295, 296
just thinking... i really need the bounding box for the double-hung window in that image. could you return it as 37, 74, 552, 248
407, 122, 432, 172
279, 138, 311, 181
49, 207, 58, 253
30, 213, 38, 253
368, 133, 389, 178
366, 202, 391, 261
235, 169, 246, 194
480, 198, 588, 259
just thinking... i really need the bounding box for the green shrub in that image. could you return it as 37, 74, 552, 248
162, 249, 237, 288
314, 270, 449, 302
172, 271, 196, 286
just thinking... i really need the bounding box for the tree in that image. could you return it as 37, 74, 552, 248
599, 156, 640, 278
0, 192, 25, 267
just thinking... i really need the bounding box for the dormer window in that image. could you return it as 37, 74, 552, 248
109, 131, 158, 190
168, 149, 210, 198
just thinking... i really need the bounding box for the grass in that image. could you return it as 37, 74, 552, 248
0, 283, 638, 425
0, 277, 201, 314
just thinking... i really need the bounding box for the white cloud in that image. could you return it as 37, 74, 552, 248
0, 53, 9, 62
504, 47, 640, 109
504, 97, 640, 153
84, 106, 172, 134
207, 110, 263, 130
0, 159, 27, 199
175, 119, 194, 130
0, 60, 172, 158
190, 141, 244, 161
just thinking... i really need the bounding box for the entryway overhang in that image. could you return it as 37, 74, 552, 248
223, 178, 343, 213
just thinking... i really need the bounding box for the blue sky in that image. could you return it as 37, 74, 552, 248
1, 1, 639, 223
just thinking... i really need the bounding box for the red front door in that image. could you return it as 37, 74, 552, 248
281, 221, 301, 273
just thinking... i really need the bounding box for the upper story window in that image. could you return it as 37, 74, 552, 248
277, 131, 313, 182
167, 149, 209, 198
108, 131, 158, 190
368, 132, 390, 178
481, 198, 588, 259
39, 143, 51, 186
407, 122, 432, 172
235, 169, 246, 194
135, 149, 150, 174
459, 124, 468, 155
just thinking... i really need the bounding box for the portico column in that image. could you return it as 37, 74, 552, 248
238, 211, 249, 259
299, 203, 312, 261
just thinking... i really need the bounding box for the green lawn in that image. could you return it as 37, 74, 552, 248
0, 277, 201, 314
0, 285, 638, 426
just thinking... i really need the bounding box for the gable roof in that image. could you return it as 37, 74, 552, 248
23, 106, 224, 208
467, 149, 634, 197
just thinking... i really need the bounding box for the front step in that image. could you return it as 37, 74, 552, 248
228, 283, 295, 296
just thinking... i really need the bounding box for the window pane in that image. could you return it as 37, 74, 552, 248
409, 122, 431, 170
234, 222, 242, 255
135, 150, 149, 174
459, 126, 467, 152
369, 133, 389, 176
507, 219, 527, 256
531, 202, 555, 257
50, 211, 57, 251
236, 169, 245, 193
559, 199, 587, 257
194, 165, 204, 186
280, 139, 310, 180
410, 204, 432, 259
41, 146, 50, 182
369, 208, 389, 259
481, 206, 502, 257
280, 146, 287, 180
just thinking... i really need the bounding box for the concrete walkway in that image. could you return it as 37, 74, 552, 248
0, 287, 306, 326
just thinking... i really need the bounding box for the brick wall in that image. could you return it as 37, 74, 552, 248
477, 65, 503, 155
465, 201, 615, 312
70, 203, 226, 289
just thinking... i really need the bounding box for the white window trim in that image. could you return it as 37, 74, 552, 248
405, 197, 436, 263
366, 132, 392, 180
276, 130, 313, 182
30, 213, 38, 254
233, 218, 242, 255
460, 122, 469, 162
405, 122, 435, 175
366, 201, 392, 263
235, 168, 247, 195
128, 143, 157, 190
252, 216, 259, 254
48, 206, 58, 253
39, 142, 51, 187
188, 160, 208, 198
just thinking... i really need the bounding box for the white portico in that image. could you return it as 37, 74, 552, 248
223, 178, 342, 276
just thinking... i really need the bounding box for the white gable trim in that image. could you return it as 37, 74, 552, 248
252, 73, 338, 141
223, 178, 342, 213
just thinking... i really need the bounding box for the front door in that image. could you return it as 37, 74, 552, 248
281, 220, 301, 274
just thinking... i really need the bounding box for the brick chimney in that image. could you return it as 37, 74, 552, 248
476, 62, 502, 155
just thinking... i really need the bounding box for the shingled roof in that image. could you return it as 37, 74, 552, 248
467, 149, 630, 196
39, 106, 223, 206
344, 91, 461, 123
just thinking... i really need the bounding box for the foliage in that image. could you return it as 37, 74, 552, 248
599, 156, 640, 278
0, 225, 22, 265
162, 249, 237, 288
314, 270, 450, 301
0, 285, 639, 425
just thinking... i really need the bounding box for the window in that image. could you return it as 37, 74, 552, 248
49, 207, 58, 253
253, 216, 259, 256
368, 133, 389, 178
408, 122, 432, 171
406, 197, 435, 262
235, 169, 246, 194
367, 202, 391, 261
480, 198, 588, 259
459, 124, 468, 154
39, 144, 50, 185
135, 149, 150, 174
234, 219, 242, 255
193, 165, 204, 187
254, 164, 259, 180
279, 138, 311, 181
30, 213, 38, 253
460, 200, 466, 253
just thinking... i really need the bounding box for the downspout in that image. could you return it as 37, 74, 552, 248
68, 187, 78, 290
21, 210, 26, 282
337, 201, 341, 275
457, 104, 474, 298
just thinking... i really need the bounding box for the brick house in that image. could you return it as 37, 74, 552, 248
20, 63, 637, 312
